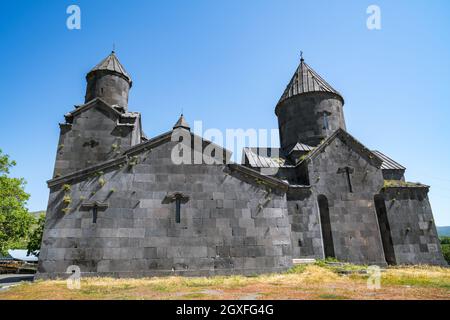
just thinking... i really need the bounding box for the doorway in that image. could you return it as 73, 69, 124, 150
318, 195, 335, 258
374, 195, 396, 265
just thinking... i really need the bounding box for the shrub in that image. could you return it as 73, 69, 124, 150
63, 195, 72, 205
440, 238, 450, 264
99, 177, 106, 187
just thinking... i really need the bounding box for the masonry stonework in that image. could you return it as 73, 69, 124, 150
37, 52, 447, 279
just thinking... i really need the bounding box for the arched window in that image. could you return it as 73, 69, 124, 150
318, 195, 335, 258
323, 112, 330, 130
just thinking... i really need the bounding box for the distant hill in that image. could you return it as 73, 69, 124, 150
29, 211, 45, 219
437, 226, 450, 237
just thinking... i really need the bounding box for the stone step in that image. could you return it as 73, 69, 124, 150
292, 258, 316, 265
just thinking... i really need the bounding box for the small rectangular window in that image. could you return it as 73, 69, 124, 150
92, 206, 98, 223
323, 112, 329, 130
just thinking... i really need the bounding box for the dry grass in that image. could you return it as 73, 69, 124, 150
0, 264, 449, 300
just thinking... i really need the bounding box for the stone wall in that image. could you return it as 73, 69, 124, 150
54, 101, 139, 177
381, 187, 447, 266
286, 186, 324, 259
276, 92, 345, 149
38, 139, 293, 278
85, 71, 130, 111
307, 136, 387, 265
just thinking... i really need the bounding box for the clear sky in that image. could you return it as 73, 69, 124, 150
0, 0, 449, 225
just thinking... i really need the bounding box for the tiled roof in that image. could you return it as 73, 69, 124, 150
88, 51, 132, 83
372, 150, 406, 170
288, 142, 314, 154
278, 58, 342, 105
242, 147, 293, 168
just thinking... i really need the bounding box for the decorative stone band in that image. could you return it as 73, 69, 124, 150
124, 131, 172, 157
46, 131, 171, 188
47, 156, 128, 188
381, 185, 430, 200
64, 97, 140, 127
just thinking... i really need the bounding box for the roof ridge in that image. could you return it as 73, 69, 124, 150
296, 128, 382, 168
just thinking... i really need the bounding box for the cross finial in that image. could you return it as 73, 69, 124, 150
300, 51, 304, 62
112, 43, 116, 53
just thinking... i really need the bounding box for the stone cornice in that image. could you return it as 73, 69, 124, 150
227, 163, 289, 193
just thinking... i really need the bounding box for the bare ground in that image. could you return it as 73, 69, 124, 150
0, 264, 448, 300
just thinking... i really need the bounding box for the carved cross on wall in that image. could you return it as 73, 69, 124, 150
337, 166, 354, 193
162, 192, 190, 223
81, 201, 108, 223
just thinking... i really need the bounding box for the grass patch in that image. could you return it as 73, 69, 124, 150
381, 265, 450, 289
286, 264, 308, 274
181, 292, 209, 299
0, 264, 449, 300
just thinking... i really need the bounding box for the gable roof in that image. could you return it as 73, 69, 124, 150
87, 51, 132, 84
242, 147, 292, 168
64, 97, 141, 126
372, 150, 406, 170
47, 126, 232, 188
297, 128, 383, 168
47, 129, 288, 193
277, 58, 343, 107
288, 142, 314, 154
66, 97, 121, 119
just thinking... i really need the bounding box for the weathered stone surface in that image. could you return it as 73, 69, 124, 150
37, 52, 447, 279
38, 139, 293, 278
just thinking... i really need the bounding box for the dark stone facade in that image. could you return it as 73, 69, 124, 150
54, 99, 142, 177
379, 187, 446, 265
39, 135, 292, 278
37, 52, 447, 279
276, 92, 346, 149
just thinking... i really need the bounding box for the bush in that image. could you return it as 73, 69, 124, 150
0, 149, 33, 255
441, 238, 450, 264
27, 213, 45, 256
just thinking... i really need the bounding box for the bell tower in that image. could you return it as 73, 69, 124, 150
275, 54, 346, 151
85, 51, 132, 111
52, 51, 141, 178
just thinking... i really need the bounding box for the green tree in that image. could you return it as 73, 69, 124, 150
27, 213, 45, 256
441, 237, 450, 264
0, 149, 33, 255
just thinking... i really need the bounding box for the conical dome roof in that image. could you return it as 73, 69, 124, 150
173, 114, 190, 130
278, 57, 342, 105
87, 51, 132, 83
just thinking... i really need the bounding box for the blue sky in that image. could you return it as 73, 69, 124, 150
0, 0, 449, 225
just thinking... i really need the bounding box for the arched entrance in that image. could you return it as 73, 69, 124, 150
374, 194, 396, 265
318, 195, 335, 258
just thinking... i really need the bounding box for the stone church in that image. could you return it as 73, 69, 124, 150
37, 51, 446, 278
